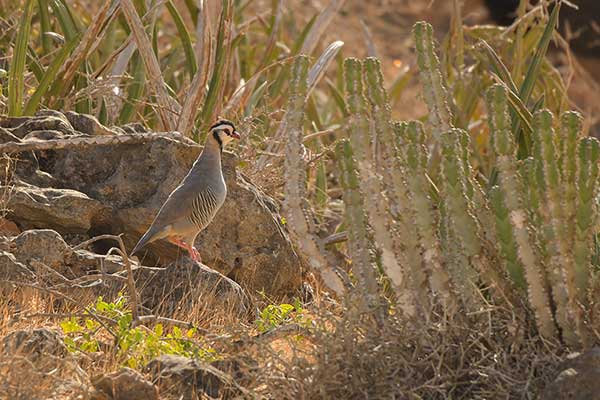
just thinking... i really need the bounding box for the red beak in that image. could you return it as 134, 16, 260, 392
231, 131, 241, 139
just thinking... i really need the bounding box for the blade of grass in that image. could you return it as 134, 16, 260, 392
307, 40, 344, 96
177, 0, 212, 137
119, 50, 145, 123
23, 37, 78, 115
300, 0, 346, 55
26, 46, 45, 82
120, 0, 180, 130
518, 1, 560, 104
49, 0, 112, 103
166, 0, 197, 78
50, 0, 79, 40
199, 0, 233, 134
8, 0, 34, 116
38, 0, 53, 53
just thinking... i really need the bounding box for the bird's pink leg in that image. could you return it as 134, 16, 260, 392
184, 243, 202, 263
168, 237, 201, 262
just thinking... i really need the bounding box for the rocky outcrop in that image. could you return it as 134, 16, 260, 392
91, 368, 158, 400
0, 228, 250, 316
0, 111, 304, 297
0, 328, 89, 399
145, 354, 253, 399
541, 347, 600, 400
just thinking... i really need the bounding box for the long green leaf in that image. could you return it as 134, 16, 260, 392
37, 0, 53, 53
50, 0, 79, 40
166, 0, 197, 78
23, 37, 78, 115
200, 0, 233, 133
8, 0, 34, 116
518, 2, 560, 104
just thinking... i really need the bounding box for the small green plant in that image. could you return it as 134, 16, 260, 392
255, 299, 312, 333
60, 295, 219, 369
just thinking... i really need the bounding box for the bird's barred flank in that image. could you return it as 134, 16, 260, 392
189, 187, 218, 229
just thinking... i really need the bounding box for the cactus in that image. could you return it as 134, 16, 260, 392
486, 84, 557, 339
535, 109, 583, 345
336, 139, 381, 314
574, 137, 600, 309
361, 58, 430, 311
327, 23, 600, 349
397, 121, 455, 308
413, 21, 452, 137
282, 56, 345, 296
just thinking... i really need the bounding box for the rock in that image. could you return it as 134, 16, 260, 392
35, 126, 303, 297
0, 328, 89, 399
2, 110, 304, 297
135, 258, 251, 316
2, 328, 68, 361
65, 111, 116, 136
0, 217, 20, 236
11, 229, 72, 269
541, 347, 600, 400
91, 367, 158, 400
146, 354, 249, 399
5, 183, 111, 234
10, 115, 75, 138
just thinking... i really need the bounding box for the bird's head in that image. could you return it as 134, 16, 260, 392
210, 119, 240, 149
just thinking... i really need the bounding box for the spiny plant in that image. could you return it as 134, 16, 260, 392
278, 15, 599, 350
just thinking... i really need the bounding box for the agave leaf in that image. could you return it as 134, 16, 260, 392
166, 0, 197, 78
24, 37, 78, 116
307, 40, 344, 96
8, 0, 34, 117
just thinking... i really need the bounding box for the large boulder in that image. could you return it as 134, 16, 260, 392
541, 347, 600, 400
0, 328, 89, 399
1, 112, 304, 297
145, 354, 253, 399
0, 229, 250, 316
91, 368, 158, 400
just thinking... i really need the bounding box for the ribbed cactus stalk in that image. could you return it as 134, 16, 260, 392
344, 58, 418, 315
574, 137, 600, 312
413, 22, 452, 137
397, 121, 455, 308
486, 84, 556, 339
336, 139, 382, 314
362, 58, 429, 311
536, 109, 583, 346
282, 56, 345, 296
439, 129, 482, 309
489, 185, 525, 289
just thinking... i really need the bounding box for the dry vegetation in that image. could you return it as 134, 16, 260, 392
1, 0, 599, 399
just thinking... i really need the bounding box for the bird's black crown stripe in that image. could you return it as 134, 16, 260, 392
209, 119, 236, 131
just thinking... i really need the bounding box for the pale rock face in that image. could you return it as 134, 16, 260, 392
0, 111, 304, 298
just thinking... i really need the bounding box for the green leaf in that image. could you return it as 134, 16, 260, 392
24, 37, 78, 115
8, 0, 34, 116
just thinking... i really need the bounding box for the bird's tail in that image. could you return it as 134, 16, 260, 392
131, 226, 162, 256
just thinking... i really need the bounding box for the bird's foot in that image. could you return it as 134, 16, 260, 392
184, 243, 202, 263
190, 247, 202, 263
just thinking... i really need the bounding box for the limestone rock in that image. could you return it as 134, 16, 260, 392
541, 347, 600, 400
5, 183, 111, 234
146, 354, 250, 399
91, 367, 158, 400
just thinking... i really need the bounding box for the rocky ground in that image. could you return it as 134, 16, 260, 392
0, 110, 310, 399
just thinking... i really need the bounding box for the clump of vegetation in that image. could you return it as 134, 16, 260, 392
60, 295, 219, 369
255, 299, 312, 333
1, 0, 598, 397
